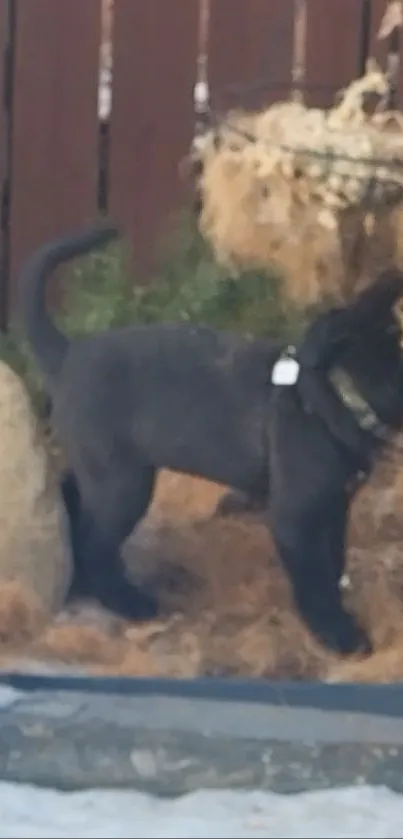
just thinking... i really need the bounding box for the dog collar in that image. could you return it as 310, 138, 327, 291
329, 367, 390, 442
271, 347, 390, 443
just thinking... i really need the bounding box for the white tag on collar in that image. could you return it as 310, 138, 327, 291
271, 356, 300, 386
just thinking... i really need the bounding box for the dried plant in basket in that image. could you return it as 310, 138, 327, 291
189, 60, 403, 306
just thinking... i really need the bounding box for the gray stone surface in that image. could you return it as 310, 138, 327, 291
1, 687, 403, 795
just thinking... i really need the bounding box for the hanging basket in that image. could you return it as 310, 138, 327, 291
188, 62, 403, 305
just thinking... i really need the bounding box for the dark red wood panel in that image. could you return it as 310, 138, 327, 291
0, 0, 9, 327
305, 0, 364, 107
209, 0, 294, 111
9, 0, 101, 310
108, 0, 199, 277
0, 0, 6, 192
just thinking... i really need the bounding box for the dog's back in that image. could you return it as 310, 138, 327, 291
19, 223, 280, 492
54, 321, 279, 492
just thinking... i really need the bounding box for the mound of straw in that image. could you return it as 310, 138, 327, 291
191, 60, 403, 305
4, 459, 403, 683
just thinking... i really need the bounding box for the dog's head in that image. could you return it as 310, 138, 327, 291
300, 269, 403, 431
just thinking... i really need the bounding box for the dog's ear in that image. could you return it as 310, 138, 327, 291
352, 269, 403, 324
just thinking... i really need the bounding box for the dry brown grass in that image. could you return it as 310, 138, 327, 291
0, 582, 47, 645
1, 457, 403, 683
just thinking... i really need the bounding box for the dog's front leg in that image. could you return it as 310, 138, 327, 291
323, 490, 350, 590
270, 503, 371, 656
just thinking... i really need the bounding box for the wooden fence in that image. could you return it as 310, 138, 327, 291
0, 0, 398, 326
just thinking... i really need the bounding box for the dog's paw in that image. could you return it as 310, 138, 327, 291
99, 584, 159, 623
320, 617, 372, 657
129, 588, 160, 622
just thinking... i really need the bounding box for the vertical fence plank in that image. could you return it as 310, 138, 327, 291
305, 0, 365, 107
0, 0, 6, 192
0, 0, 9, 327
109, 0, 199, 277
209, 0, 294, 111
8, 0, 101, 311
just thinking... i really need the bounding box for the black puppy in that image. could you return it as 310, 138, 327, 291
20, 224, 403, 655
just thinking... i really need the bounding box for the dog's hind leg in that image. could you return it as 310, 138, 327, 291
69, 460, 158, 620
270, 500, 371, 655
60, 470, 83, 600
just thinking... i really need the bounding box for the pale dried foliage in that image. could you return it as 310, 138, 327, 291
0, 582, 47, 645
378, 0, 403, 40
2, 458, 403, 683
191, 61, 403, 305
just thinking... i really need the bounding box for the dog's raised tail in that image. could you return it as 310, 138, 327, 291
20, 224, 121, 390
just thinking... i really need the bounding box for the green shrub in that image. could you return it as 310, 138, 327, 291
0, 210, 308, 410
